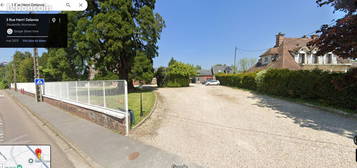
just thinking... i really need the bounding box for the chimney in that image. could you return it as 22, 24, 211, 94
275, 32, 285, 47
311, 34, 319, 40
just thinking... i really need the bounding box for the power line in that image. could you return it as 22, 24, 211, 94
236, 48, 270, 52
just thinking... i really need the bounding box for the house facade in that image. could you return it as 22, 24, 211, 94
249, 33, 353, 72
195, 69, 213, 83
211, 65, 233, 75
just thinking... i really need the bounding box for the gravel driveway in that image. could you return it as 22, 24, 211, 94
131, 84, 357, 168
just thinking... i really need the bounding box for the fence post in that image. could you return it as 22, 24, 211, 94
87, 81, 91, 104
75, 81, 78, 102
103, 81, 106, 108
124, 80, 129, 136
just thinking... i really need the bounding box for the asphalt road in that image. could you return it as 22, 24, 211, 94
132, 84, 357, 168
0, 90, 75, 168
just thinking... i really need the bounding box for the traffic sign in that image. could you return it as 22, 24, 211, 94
35, 78, 45, 85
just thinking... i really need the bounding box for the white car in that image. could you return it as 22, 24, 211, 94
204, 80, 220, 86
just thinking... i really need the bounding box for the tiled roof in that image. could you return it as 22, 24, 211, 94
198, 69, 212, 76
261, 48, 278, 57
249, 37, 313, 72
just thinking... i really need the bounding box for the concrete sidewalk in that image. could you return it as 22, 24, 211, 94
7, 90, 200, 168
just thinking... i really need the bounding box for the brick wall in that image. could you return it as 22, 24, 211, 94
16, 89, 127, 135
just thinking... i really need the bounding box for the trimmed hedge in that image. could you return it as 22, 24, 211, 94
216, 69, 357, 111
155, 67, 191, 87
216, 72, 257, 90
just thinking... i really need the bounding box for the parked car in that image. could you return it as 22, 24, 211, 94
204, 80, 220, 86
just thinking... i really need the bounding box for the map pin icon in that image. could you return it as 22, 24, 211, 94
35, 148, 42, 159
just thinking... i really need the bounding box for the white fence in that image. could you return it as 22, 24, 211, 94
12, 80, 129, 135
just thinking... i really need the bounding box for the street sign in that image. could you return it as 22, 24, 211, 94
35, 78, 45, 85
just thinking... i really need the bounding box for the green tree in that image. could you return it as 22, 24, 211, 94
41, 49, 74, 81
74, 0, 165, 89
130, 51, 154, 84
238, 58, 257, 72
166, 61, 197, 78
168, 57, 177, 66
17, 57, 34, 82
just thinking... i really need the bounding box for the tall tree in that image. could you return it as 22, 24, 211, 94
308, 0, 357, 59
130, 51, 154, 84
74, 0, 165, 89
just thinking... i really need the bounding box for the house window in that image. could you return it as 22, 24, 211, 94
300, 54, 305, 64
264, 57, 268, 63
313, 55, 318, 64
327, 54, 332, 64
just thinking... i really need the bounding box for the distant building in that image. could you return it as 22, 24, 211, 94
0, 62, 8, 66
249, 33, 353, 72
195, 69, 213, 83
211, 65, 233, 75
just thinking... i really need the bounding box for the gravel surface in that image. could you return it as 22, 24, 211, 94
131, 84, 357, 168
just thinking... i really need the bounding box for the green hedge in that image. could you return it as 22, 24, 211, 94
216, 69, 357, 111
216, 72, 256, 90
165, 74, 190, 87
155, 68, 191, 87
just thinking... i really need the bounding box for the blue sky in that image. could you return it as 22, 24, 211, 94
0, 0, 344, 69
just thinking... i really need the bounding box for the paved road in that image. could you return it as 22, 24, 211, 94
0, 90, 75, 168
132, 84, 357, 168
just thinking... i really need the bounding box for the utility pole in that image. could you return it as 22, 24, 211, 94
234, 46, 238, 74
13, 61, 17, 91
33, 48, 42, 102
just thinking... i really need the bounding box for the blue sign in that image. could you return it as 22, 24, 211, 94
35, 78, 45, 85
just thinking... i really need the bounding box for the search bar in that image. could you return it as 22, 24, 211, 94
0, 0, 88, 11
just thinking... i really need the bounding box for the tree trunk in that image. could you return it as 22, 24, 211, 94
118, 64, 134, 91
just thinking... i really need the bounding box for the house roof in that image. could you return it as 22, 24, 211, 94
198, 69, 212, 76
249, 37, 313, 72
212, 65, 232, 74
261, 47, 278, 57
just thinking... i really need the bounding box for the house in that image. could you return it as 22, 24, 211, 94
211, 65, 233, 75
195, 69, 213, 83
0, 62, 8, 67
249, 33, 353, 72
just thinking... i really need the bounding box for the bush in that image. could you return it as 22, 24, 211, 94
155, 61, 196, 87
216, 72, 257, 90
216, 68, 357, 111
0, 80, 8, 89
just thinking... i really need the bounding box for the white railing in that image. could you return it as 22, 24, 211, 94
12, 80, 129, 135
12, 80, 128, 118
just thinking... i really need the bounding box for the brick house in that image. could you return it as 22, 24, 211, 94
249, 33, 353, 72
195, 69, 213, 83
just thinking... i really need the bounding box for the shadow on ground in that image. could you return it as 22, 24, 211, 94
247, 93, 357, 139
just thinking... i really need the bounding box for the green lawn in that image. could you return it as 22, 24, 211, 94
71, 88, 156, 126
128, 90, 156, 126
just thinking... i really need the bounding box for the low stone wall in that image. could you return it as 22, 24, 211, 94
16, 89, 127, 135
301, 64, 351, 72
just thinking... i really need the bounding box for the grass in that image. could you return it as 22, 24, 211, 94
128, 90, 156, 126
74, 88, 156, 126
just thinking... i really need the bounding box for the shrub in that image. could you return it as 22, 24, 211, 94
155, 61, 196, 87
0, 80, 8, 89
217, 68, 357, 111
216, 72, 257, 90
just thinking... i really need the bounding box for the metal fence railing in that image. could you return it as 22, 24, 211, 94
45, 80, 127, 112
13, 80, 129, 135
